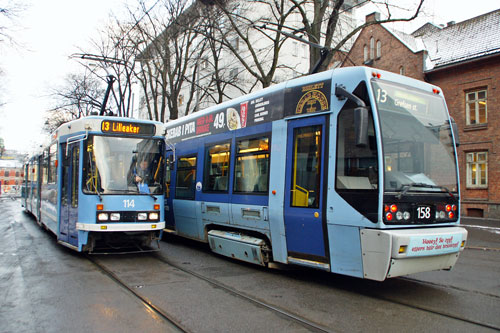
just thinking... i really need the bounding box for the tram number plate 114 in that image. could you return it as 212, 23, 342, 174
415, 205, 433, 222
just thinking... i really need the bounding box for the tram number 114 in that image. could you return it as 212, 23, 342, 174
123, 199, 135, 208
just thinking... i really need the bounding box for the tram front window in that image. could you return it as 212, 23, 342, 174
373, 81, 458, 195
83, 135, 164, 195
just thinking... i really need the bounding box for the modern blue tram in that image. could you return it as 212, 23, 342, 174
23, 116, 166, 252
163, 66, 468, 281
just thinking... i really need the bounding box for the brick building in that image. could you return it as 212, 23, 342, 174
0, 159, 24, 195
0, 149, 26, 196
341, 10, 500, 219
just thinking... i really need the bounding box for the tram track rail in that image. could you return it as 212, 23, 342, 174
152, 252, 335, 333
151, 249, 500, 332
86, 254, 189, 333
87, 251, 336, 333
370, 277, 500, 331
84, 248, 499, 332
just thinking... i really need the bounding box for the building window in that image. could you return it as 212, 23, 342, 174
466, 152, 487, 188
466, 89, 487, 125
293, 41, 298, 57
399, 66, 405, 75
178, 94, 184, 106
229, 68, 238, 79
370, 37, 375, 59
376, 40, 381, 58
230, 37, 239, 51
363, 45, 368, 62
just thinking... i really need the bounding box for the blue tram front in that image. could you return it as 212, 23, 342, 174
24, 116, 166, 252
163, 67, 467, 281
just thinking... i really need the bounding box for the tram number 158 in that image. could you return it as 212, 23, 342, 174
416, 206, 431, 220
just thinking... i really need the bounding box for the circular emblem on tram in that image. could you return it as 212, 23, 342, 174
295, 90, 329, 114
196, 181, 203, 192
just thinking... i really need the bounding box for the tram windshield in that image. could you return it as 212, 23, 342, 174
83, 135, 164, 195
372, 81, 458, 195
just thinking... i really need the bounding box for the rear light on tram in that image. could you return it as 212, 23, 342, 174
384, 204, 411, 223
154, 204, 160, 210
435, 203, 459, 222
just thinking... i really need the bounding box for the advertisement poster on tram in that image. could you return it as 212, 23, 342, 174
166, 90, 284, 143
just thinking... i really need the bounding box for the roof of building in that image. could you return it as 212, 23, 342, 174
381, 9, 500, 71
0, 159, 23, 169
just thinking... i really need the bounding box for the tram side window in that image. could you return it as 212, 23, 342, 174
165, 155, 172, 198
42, 151, 49, 184
48, 143, 57, 184
176, 156, 197, 199
204, 142, 230, 192
291, 126, 322, 208
335, 82, 378, 222
336, 109, 378, 190
234, 136, 270, 194
71, 147, 79, 207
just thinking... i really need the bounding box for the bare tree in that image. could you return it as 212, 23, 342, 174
128, 0, 207, 121
46, 72, 105, 132
190, 5, 254, 106
199, 0, 296, 89
0, 0, 20, 44
76, 20, 139, 118
289, 0, 426, 73
200, 0, 425, 79
125, 0, 426, 121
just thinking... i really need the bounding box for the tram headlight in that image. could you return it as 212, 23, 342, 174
98, 213, 109, 221
148, 212, 159, 221
110, 213, 120, 221
138, 213, 147, 221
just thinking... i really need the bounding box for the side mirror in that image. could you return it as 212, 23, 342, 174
335, 85, 369, 147
354, 106, 369, 147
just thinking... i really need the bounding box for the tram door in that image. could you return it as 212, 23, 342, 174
59, 143, 80, 246
164, 150, 175, 231
284, 116, 328, 262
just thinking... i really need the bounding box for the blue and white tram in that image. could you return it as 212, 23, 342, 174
163, 66, 467, 281
23, 116, 166, 252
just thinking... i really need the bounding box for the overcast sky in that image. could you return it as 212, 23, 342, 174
0, 0, 499, 153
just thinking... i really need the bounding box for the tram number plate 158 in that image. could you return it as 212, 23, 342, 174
415, 205, 433, 222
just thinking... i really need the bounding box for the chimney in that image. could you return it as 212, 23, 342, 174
366, 12, 381, 23
447, 21, 456, 27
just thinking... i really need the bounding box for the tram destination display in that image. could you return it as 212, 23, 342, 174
101, 120, 156, 135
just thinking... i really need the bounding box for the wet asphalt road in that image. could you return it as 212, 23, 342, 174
1, 197, 499, 332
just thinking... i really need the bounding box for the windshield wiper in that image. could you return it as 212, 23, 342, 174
108, 189, 158, 201
143, 191, 158, 201
397, 182, 455, 199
